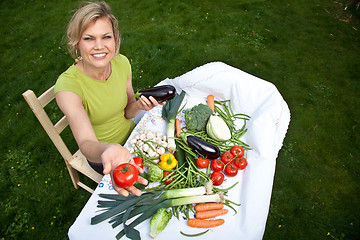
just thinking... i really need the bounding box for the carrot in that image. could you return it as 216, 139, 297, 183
207, 95, 215, 114
175, 118, 181, 138
195, 203, 224, 212
187, 219, 225, 228
195, 209, 229, 219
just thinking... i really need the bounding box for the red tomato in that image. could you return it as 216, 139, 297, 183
230, 146, 244, 158
210, 171, 225, 186
133, 157, 143, 168
210, 159, 224, 172
162, 171, 175, 184
224, 163, 238, 177
113, 163, 139, 188
221, 152, 234, 164
233, 157, 248, 170
196, 157, 209, 169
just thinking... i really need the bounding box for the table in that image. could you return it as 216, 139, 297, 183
68, 62, 291, 240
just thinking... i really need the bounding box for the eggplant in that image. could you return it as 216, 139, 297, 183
186, 135, 220, 159
134, 85, 176, 102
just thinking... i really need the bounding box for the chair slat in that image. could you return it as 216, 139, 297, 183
38, 86, 55, 107
54, 116, 68, 134
23, 86, 103, 194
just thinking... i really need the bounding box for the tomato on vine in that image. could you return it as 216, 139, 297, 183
196, 157, 209, 169
221, 152, 234, 164
224, 163, 238, 177
210, 171, 225, 186
233, 157, 247, 170
230, 145, 244, 158
113, 163, 139, 188
210, 159, 224, 172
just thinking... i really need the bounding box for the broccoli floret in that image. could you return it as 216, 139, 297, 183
185, 103, 213, 131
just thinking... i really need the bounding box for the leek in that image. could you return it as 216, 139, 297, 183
161, 90, 186, 153
116, 193, 224, 239
91, 182, 223, 240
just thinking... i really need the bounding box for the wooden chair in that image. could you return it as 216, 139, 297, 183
22, 86, 103, 193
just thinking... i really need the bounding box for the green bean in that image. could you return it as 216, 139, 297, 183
180, 229, 210, 237
185, 204, 190, 219
143, 139, 166, 149
224, 201, 239, 215
172, 206, 180, 220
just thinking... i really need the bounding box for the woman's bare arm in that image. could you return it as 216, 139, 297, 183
55, 91, 147, 196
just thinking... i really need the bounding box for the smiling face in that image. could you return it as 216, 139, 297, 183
77, 17, 116, 72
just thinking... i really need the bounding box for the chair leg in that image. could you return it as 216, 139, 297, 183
77, 182, 95, 194
64, 161, 80, 190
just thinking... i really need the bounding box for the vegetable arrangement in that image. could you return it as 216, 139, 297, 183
92, 91, 251, 239
91, 183, 224, 239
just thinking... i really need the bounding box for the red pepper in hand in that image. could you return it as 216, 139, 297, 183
133, 157, 143, 168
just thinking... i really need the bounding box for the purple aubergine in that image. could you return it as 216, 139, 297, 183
135, 85, 176, 102
186, 135, 220, 159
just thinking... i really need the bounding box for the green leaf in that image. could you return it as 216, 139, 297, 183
91, 194, 147, 225
162, 90, 186, 120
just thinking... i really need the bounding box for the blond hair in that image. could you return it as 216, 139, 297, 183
66, 1, 121, 59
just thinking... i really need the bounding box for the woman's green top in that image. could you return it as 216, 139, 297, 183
54, 54, 135, 144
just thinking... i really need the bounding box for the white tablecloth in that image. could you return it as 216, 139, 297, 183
68, 62, 291, 240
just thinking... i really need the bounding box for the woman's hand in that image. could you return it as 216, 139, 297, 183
101, 144, 148, 196
137, 95, 166, 111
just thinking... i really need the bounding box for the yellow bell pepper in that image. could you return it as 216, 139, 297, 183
159, 153, 177, 170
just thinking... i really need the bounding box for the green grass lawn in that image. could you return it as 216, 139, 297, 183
1, 0, 359, 239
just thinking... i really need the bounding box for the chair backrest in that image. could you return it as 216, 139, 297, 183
22, 86, 103, 193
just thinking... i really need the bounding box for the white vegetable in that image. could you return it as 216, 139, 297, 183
156, 132, 162, 139
161, 141, 168, 148
146, 131, 154, 140
129, 138, 137, 145
142, 144, 150, 152
127, 129, 168, 157
148, 149, 157, 157
137, 140, 144, 147
140, 134, 146, 140
156, 147, 166, 155
206, 115, 231, 141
